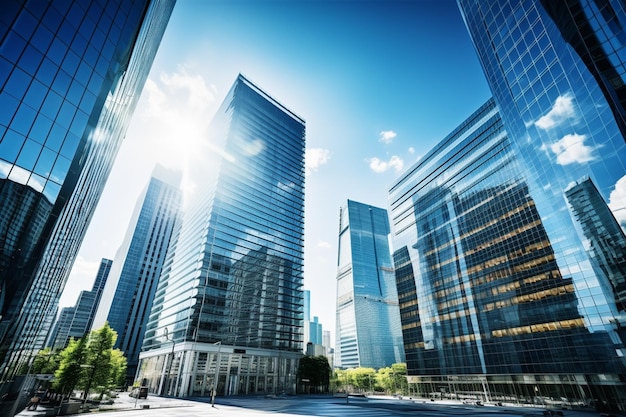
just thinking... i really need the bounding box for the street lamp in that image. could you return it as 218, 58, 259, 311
211, 341, 221, 407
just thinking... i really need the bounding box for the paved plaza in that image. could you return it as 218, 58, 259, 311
14, 392, 626, 417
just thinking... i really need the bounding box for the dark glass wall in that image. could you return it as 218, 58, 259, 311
0, 0, 175, 379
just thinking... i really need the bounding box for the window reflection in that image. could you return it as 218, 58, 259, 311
16, 139, 42, 171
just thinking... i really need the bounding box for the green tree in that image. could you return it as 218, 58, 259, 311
81, 323, 117, 400
53, 337, 88, 396
30, 347, 60, 374
108, 349, 127, 389
335, 369, 353, 393
376, 363, 407, 394
297, 355, 331, 393
351, 367, 377, 392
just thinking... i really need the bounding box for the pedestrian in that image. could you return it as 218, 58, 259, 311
26, 395, 39, 411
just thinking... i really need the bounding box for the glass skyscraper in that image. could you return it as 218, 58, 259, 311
335, 200, 404, 369
0, 0, 175, 381
137, 74, 305, 398
458, 0, 626, 407
47, 258, 112, 349
390, 1, 626, 408
91, 165, 181, 384
390, 98, 625, 406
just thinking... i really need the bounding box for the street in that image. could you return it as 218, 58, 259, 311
17, 393, 621, 417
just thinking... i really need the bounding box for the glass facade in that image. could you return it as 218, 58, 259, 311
0, 0, 175, 379
392, 2, 626, 399
91, 165, 181, 384
335, 200, 405, 369
391, 99, 626, 405
137, 74, 305, 397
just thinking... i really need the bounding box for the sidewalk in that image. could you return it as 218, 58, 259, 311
15, 392, 194, 417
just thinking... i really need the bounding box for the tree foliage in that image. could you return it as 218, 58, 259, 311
51, 323, 127, 399
31, 347, 60, 374
334, 363, 408, 395
81, 324, 117, 399
108, 349, 127, 389
376, 363, 407, 394
53, 337, 87, 395
297, 355, 331, 393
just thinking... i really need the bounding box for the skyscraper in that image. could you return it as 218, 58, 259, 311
565, 178, 626, 313
47, 258, 112, 349
335, 200, 404, 369
390, 97, 626, 406
303, 289, 311, 352
136, 74, 305, 398
455, 0, 626, 407
0, 0, 175, 380
91, 165, 181, 384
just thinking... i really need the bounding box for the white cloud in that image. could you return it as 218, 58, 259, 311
140, 67, 218, 172
408, 147, 415, 154
546, 133, 597, 165
535, 93, 577, 130
145, 67, 216, 122
305, 148, 331, 176
609, 175, 626, 229
317, 240, 332, 249
367, 155, 404, 173
159, 69, 216, 111
379, 130, 397, 144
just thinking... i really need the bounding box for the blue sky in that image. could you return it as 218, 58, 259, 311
61, 0, 491, 346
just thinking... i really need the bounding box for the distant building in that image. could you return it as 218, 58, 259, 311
323, 330, 334, 369
565, 178, 626, 312
310, 316, 322, 346
46, 308, 75, 351
306, 342, 325, 357
47, 259, 112, 349
137, 74, 306, 398
335, 200, 405, 369
303, 290, 311, 352
91, 165, 181, 384
0, 0, 175, 379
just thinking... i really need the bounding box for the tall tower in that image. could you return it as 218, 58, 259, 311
0, 0, 175, 379
303, 289, 311, 353
47, 258, 112, 349
390, 98, 626, 405
391, 0, 626, 404
137, 74, 306, 398
91, 165, 181, 384
335, 200, 404, 369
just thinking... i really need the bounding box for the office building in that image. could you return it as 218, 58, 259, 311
136, 74, 306, 398
48, 258, 112, 349
0, 0, 175, 381
303, 290, 311, 352
46, 307, 75, 351
390, 95, 625, 407
303, 289, 325, 354
322, 330, 334, 368
455, 0, 626, 407
91, 166, 181, 383
565, 178, 626, 313
310, 316, 322, 346
335, 200, 404, 369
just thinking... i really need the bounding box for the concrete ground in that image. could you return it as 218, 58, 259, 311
14, 392, 625, 417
